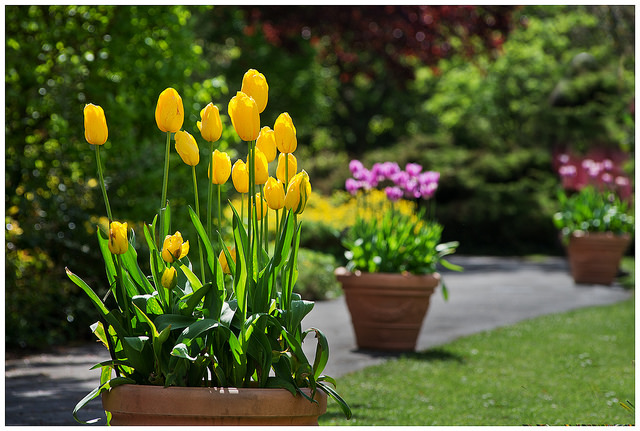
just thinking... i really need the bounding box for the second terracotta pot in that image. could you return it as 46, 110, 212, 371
567, 231, 631, 285
335, 268, 440, 351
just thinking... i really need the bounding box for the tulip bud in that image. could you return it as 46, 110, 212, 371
276, 153, 298, 185
83, 103, 108, 146
264, 177, 285, 210
285, 170, 311, 214
228, 91, 260, 142
256, 126, 277, 162
208, 150, 231, 185
162, 231, 189, 263
241, 69, 269, 114
197, 103, 222, 143
232, 159, 249, 194
155, 88, 184, 133
175, 130, 199, 166
161, 266, 178, 290
218, 246, 236, 275
274, 112, 297, 154
108, 221, 128, 255
253, 148, 269, 185
254, 193, 269, 221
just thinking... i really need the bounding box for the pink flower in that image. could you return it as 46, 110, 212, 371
558, 165, 577, 178
349, 160, 365, 178
420, 182, 438, 199
391, 171, 410, 188
405, 163, 422, 177
419, 171, 440, 186
385, 186, 404, 202
345, 178, 361, 195
615, 176, 630, 187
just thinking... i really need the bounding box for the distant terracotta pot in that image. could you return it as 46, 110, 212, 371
335, 268, 440, 351
566, 231, 631, 285
102, 384, 326, 426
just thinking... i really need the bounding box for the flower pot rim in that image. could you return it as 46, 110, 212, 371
102, 384, 326, 418
569, 230, 632, 239
334, 266, 441, 280
334, 267, 440, 292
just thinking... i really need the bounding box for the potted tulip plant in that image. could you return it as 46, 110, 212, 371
68, 69, 351, 425
553, 152, 634, 285
335, 160, 461, 351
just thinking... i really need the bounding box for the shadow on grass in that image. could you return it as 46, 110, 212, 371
407, 347, 465, 363
352, 346, 465, 364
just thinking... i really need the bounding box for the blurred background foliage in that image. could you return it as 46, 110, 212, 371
5, 5, 634, 351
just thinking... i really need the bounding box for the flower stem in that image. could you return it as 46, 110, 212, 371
95, 145, 113, 222
217, 184, 222, 235
159, 131, 171, 238
207, 142, 214, 243
193, 166, 205, 282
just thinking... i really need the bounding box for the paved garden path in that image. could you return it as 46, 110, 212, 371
5, 256, 632, 425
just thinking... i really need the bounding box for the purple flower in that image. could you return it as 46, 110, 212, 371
391, 171, 410, 188
385, 186, 404, 202
418, 171, 440, 186
349, 159, 368, 180
383, 162, 401, 178
345, 178, 361, 195
405, 163, 422, 177
615, 176, 630, 187
558, 165, 577, 178
370, 163, 385, 182
349, 159, 364, 175
557, 154, 570, 165
404, 179, 421, 199
361, 169, 378, 188
420, 182, 438, 199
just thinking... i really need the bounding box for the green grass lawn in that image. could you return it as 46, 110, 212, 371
320, 298, 635, 426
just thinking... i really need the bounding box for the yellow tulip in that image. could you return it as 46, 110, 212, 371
155, 88, 184, 133
254, 193, 269, 221
162, 231, 189, 263
256, 126, 277, 162
208, 150, 231, 185
197, 103, 222, 142
108, 221, 128, 255
83, 103, 108, 146
174, 130, 199, 166
161, 266, 178, 290
276, 153, 298, 184
228, 91, 260, 142
284, 170, 311, 214
219, 246, 236, 275
232, 159, 249, 194
253, 148, 269, 185
264, 177, 285, 210
241, 69, 269, 113
274, 112, 297, 153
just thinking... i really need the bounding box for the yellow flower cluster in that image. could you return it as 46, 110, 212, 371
82, 68, 314, 284
302, 189, 419, 231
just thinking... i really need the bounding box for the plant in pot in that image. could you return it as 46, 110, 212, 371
335, 160, 462, 351
68, 69, 351, 425
553, 152, 634, 285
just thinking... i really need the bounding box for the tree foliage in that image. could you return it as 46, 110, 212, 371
5, 5, 225, 349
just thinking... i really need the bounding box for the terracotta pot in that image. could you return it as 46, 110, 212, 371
567, 231, 631, 285
102, 384, 327, 426
335, 268, 440, 351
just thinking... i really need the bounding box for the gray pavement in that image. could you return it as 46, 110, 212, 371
5, 256, 633, 426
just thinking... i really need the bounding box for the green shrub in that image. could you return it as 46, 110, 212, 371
294, 249, 342, 301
